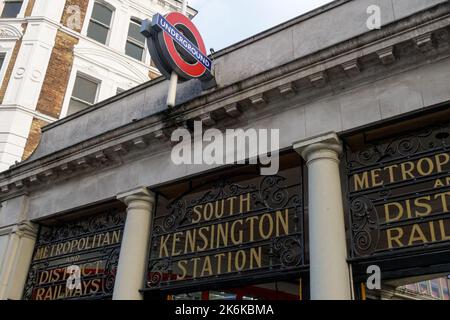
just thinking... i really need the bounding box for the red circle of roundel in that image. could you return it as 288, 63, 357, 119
163, 12, 207, 79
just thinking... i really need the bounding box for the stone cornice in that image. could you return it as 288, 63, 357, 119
0, 5, 450, 199
44, 3, 450, 133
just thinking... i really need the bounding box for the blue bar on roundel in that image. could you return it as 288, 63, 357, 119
155, 14, 212, 72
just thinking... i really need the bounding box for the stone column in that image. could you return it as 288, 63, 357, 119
113, 187, 155, 300
0, 221, 38, 300
294, 132, 352, 300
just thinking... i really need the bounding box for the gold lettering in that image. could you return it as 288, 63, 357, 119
35, 288, 46, 300
354, 172, 369, 191
408, 224, 428, 246
185, 229, 196, 254
192, 257, 201, 279
38, 270, 49, 285
371, 169, 383, 188
171, 232, 183, 256
384, 202, 404, 223
240, 193, 251, 214
112, 230, 121, 244
34, 246, 47, 261
90, 279, 101, 294
230, 220, 243, 245
417, 157, 434, 176
439, 220, 450, 241
227, 197, 238, 215
259, 214, 274, 240
201, 256, 213, 277
434, 179, 445, 188
177, 260, 188, 280
235, 250, 246, 271
276, 209, 289, 236
215, 253, 225, 275
159, 234, 170, 258
400, 162, 415, 181
215, 200, 225, 219
250, 247, 262, 269
429, 221, 437, 242
216, 223, 228, 248
435, 192, 450, 213
101, 232, 111, 247
385, 165, 399, 183
387, 228, 404, 249
197, 227, 209, 251
245, 216, 258, 242
435, 153, 450, 172
414, 196, 432, 217
192, 205, 202, 223
204, 203, 214, 221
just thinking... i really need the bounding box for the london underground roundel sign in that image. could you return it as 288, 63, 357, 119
141, 12, 214, 82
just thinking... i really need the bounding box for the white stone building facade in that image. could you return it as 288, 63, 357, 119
0, 0, 196, 172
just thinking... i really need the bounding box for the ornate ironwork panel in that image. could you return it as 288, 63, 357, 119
344, 121, 450, 259
23, 209, 126, 300
146, 166, 304, 291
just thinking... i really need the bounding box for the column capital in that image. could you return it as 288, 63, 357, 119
117, 187, 155, 208
293, 132, 343, 163
12, 221, 38, 239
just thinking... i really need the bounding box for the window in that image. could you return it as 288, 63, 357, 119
125, 18, 145, 61
419, 282, 430, 295
431, 280, 441, 298
1, 0, 23, 18
67, 74, 99, 115
0, 53, 6, 71
87, 2, 113, 45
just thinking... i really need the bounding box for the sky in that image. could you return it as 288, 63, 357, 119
188, 0, 335, 51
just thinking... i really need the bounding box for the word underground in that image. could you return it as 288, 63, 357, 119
171, 121, 280, 175
156, 14, 212, 71
156, 193, 292, 280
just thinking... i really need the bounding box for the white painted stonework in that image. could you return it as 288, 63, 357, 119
0, 0, 195, 172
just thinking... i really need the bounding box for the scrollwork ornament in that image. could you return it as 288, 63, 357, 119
350, 197, 379, 256
148, 260, 170, 288
258, 176, 289, 210
104, 248, 121, 294
346, 122, 449, 171
397, 136, 420, 156
272, 237, 302, 267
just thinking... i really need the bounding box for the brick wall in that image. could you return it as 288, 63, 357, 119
61, 0, 90, 32
22, 118, 48, 160
35, 31, 79, 118
23, 0, 91, 159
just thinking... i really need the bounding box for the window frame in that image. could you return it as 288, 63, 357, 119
0, 52, 6, 71
1, 0, 24, 18
86, 1, 114, 45
125, 17, 146, 62
68, 73, 101, 115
